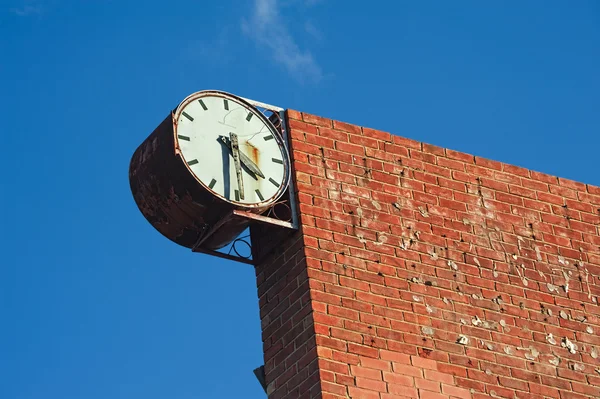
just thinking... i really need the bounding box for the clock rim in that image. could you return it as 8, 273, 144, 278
172, 89, 291, 208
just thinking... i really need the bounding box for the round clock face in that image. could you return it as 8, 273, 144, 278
174, 91, 290, 207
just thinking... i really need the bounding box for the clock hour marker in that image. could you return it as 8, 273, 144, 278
246, 112, 253, 122
182, 111, 194, 122
208, 178, 217, 189
198, 99, 208, 110
269, 178, 280, 188
263, 134, 274, 141
178, 135, 190, 141
255, 189, 264, 201
187, 159, 199, 166
271, 158, 283, 164
223, 99, 229, 110
235, 190, 240, 201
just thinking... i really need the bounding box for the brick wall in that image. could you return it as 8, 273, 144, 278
255, 109, 600, 399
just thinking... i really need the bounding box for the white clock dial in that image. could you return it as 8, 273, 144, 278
174, 92, 290, 206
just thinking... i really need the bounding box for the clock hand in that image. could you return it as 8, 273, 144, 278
218, 135, 265, 179
238, 150, 265, 179
229, 132, 245, 200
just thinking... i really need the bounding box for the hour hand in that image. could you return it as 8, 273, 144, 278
239, 151, 265, 179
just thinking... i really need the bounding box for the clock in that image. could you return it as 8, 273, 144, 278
174, 91, 290, 206
128, 90, 292, 251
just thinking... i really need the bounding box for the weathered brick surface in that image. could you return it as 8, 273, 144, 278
256, 110, 600, 399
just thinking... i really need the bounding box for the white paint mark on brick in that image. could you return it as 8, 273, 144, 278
524, 347, 539, 360
558, 256, 568, 266
561, 337, 577, 354
421, 326, 434, 336
457, 335, 469, 345
569, 363, 585, 372
562, 270, 571, 293
535, 246, 543, 261
547, 283, 560, 293
559, 310, 569, 320
428, 248, 438, 260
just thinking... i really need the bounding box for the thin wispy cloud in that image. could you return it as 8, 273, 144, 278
10, 4, 43, 17
304, 20, 322, 42
242, 0, 323, 82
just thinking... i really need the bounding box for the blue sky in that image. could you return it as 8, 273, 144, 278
1, 1, 599, 398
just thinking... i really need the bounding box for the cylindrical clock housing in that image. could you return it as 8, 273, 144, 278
129, 91, 288, 250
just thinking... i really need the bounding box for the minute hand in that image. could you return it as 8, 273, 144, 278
229, 133, 245, 200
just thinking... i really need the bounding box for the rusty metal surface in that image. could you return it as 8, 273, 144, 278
233, 209, 294, 228
129, 111, 259, 250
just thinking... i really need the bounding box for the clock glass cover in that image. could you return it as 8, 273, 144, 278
174, 91, 290, 206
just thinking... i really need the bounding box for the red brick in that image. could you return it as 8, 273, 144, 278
335, 141, 365, 156
419, 391, 448, 399
286, 109, 302, 120
392, 134, 421, 149
415, 378, 441, 392
360, 357, 392, 371
348, 343, 378, 358
303, 113, 333, 127
445, 149, 474, 163
424, 369, 455, 385
305, 133, 335, 149
319, 126, 349, 142
348, 386, 380, 399
503, 163, 530, 177
350, 365, 382, 380
349, 134, 379, 149
442, 384, 471, 399
474, 156, 503, 170
383, 142, 410, 157
333, 120, 362, 135
362, 127, 391, 141
393, 362, 424, 378
384, 371, 414, 386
